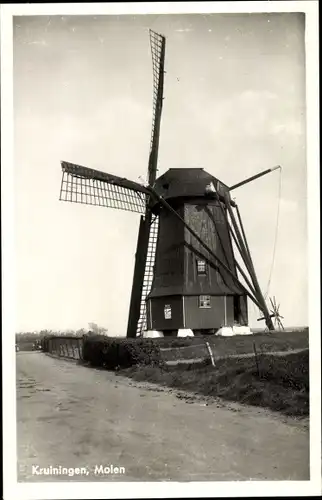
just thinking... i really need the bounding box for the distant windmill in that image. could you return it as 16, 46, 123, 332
257, 296, 285, 330
59, 29, 281, 337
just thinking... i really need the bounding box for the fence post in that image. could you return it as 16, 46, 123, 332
71, 339, 76, 359
205, 341, 216, 367
253, 341, 260, 378
68, 338, 73, 358
78, 338, 83, 360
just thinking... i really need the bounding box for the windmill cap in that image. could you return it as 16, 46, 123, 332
153, 168, 230, 201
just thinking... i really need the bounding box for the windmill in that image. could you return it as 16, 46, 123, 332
257, 296, 285, 330
59, 29, 281, 338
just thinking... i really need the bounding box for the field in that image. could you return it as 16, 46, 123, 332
38, 328, 309, 418
121, 350, 309, 417
154, 329, 309, 361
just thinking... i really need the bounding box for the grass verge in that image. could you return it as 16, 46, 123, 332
120, 350, 309, 418
158, 330, 309, 361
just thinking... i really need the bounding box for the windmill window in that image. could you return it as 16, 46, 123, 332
199, 295, 211, 309
197, 259, 207, 275
164, 304, 172, 319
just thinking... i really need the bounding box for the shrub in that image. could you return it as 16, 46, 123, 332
82, 336, 162, 369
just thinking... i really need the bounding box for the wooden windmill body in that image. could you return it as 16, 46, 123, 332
146, 168, 248, 334
60, 30, 281, 337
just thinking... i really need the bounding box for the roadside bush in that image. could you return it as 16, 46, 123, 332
83, 336, 162, 369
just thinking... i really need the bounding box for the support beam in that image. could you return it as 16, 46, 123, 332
185, 242, 262, 310
203, 206, 235, 291
229, 165, 281, 191
235, 204, 255, 268
209, 189, 260, 301
226, 214, 252, 275
233, 259, 258, 299
203, 206, 258, 298
148, 186, 262, 309
211, 188, 252, 272
223, 192, 274, 330
203, 206, 231, 268
257, 314, 275, 321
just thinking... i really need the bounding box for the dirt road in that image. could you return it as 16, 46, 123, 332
16, 352, 309, 482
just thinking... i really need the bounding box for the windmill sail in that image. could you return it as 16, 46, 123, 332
59, 30, 166, 338
60, 161, 148, 214
136, 216, 159, 335
127, 30, 166, 337
148, 29, 166, 185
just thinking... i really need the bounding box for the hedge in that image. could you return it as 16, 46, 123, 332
82, 336, 163, 369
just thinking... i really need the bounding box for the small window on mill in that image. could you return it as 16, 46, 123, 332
199, 295, 211, 308
164, 304, 172, 319
197, 259, 207, 275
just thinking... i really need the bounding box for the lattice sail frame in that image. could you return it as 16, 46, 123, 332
58, 30, 166, 338
148, 29, 166, 184
60, 161, 148, 214
136, 215, 159, 335
59, 31, 166, 212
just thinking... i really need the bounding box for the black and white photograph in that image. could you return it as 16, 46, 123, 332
1, 1, 320, 499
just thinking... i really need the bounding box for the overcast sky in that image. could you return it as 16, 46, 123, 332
13, 13, 307, 333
